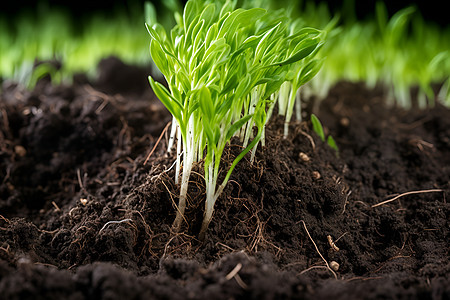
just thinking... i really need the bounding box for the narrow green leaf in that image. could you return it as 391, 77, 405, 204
278, 38, 320, 66
205, 23, 218, 48
234, 73, 252, 100
183, 0, 200, 29
150, 40, 169, 75
149, 76, 183, 121
311, 114, 325, 142
144, 2, 157, 26
327, 135, 339, 152
225, 114, 253, 141
296, 58, 324, 87
199, 3, 216, 26
198, 86, 214, 120
178, 71, 191, 93
261, 73, 286, 99
145, 23, 161, 42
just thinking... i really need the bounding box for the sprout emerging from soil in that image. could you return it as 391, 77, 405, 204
147, 0, 324, 239
311, 114, 338, 153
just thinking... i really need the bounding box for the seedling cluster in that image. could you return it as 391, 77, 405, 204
147, 0, 324, 237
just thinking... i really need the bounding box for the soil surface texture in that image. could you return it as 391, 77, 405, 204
0, 57, 449, 300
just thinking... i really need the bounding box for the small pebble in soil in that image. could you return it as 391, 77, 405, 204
14, 145, 27, 157
340, 117, 350, 127
312, 171, 321, 180
299, 152, 310, 162
330, 261, 340, 272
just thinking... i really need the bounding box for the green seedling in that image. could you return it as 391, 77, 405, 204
148, 0, 324, 238
311, 114, 338, 153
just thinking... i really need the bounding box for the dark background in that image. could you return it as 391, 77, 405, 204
1, 0, 448, 27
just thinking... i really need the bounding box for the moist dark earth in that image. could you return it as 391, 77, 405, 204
0, 57, 449, 299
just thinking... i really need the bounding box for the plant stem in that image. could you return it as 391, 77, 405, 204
284, 84, 298, 138
167, 116, 177, 152
172, 117, 196, 232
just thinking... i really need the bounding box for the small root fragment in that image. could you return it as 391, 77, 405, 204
300, 220, 337, 279
144, 121, 171, 165
225, 263, 248, 289
225, 263, 243, 280
372, 189, 444, 208
99, 219, 133, 233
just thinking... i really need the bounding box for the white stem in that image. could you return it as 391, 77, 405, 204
199, 175, 223, 241
173, 115, 197, 232
172, 149, 190, 231
261, 92, 277, 148
396, 86, 411, 109
437, 80, 449, 103
250, 141, 258, 164
199, 149, 217, 240
167, 116, 177, 152
283, 85, 297, 138
278, 82, 288, 116
417, 90, 427, 109
295, 87, 302, 121
175, 127, 181, 185
242, 87, 259, 148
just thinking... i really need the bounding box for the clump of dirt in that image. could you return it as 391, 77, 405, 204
0, 57, 449, 299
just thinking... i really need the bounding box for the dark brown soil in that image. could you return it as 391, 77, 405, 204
1, 57, 449, 300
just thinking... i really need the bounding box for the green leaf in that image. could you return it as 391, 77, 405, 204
311, 114, 325, 141
261, 73, 286, 99
221, 72, 238, 95
177, 71, 191, 93
191, 18, 205, 44
186, 15, 201, 41
387, 6, 415, 44
286, 27, 322, 42
278, 38, 320, 66
225, 114, 254, 141
183, 0, 200, 29
145, 23, 161, 42
199, 3, 216, 26
296, 58, 324, 87
327, 135, 339, 152
234, 73, 252, 100
231, 8, 266, 31
255, 23, 281, 60
144, 2, 157, 26
198, 86, 214, 120
231, 34, 261, 59
149, 76, 183, 121
375, 1, 388, 34
205, 23, 218, 48
219, 0, 236, 18
219, 8, 266, 39
150, 40, 169, 75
